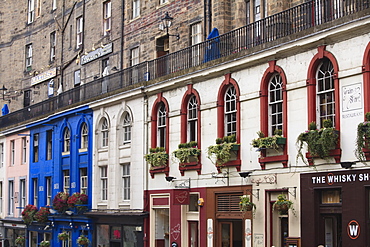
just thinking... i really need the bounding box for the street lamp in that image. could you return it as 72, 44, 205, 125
159, 12, 180, 40
0, 85, 7, 100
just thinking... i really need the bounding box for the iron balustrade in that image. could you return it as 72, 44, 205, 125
0, 0, 369, 129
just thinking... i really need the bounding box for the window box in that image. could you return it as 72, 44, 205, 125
145, 147, 169, 177
207, 135, 240, 170
297, 120, 339, 165
251, 131, 286, 151
173, 141, 202, 175
355, 112, 370, 161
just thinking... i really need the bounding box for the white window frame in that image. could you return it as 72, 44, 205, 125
80, 123, 88, 150
10, 140, 15, 166
76, 17, 83, 49
46, 130, 52, 160
33, 178, 38, 207
80, 168, 88, 194
101, 166, 108, 201
0, 181, 2, 213
46, 177, 52, 205
103, 1, 112, 35
224, 86, 237, 137
63, 128, 70, 154
20, 179, 26, 212
74, 69, 81, 85
101, 118, 109, 147
28, 0, 35, 24
268, 74, 283, 136
187, 96, 198, 142
316, 58, 335, 128
50, 32, 56, 62
26, 44, 33, 68
122, 163, 130, 200
22, 137, 27, 164
123, 112, 132, 144
63, 170, 70, 194
33, 134, 39, 162
8, 180, 14, 215
132, 0, 140, 18
0, 143, 3, 168
157, 104, 166, 148
52, 0, 57, 10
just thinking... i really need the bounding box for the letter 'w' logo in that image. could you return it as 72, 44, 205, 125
347, 220, 360, 239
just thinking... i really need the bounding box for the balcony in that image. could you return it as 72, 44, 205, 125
0, 0, 369, 130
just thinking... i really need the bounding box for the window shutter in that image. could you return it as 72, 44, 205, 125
217, 193, 242, 212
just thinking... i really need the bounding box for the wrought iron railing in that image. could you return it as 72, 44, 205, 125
1, 0, 369, 129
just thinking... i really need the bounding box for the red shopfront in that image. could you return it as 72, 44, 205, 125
301, 169, 370, 246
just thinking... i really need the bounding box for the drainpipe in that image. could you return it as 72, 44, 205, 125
120, 0, 125, 71
207, 0, 212, 35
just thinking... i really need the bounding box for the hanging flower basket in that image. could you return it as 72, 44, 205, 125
40, 241, 50, 247
77, 235, 90, 246
58, 231, 70, 241
34, 207, 50, 223
67, 192, 88, 213
273, 194, 294, 215
239, 195, 256, 212
21, 204, 38, 225
15, 236, 26, 246
52, 192, 69, 213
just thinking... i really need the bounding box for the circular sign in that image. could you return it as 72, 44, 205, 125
347, 220, 360, 240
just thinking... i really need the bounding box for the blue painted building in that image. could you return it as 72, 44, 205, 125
27, 106, 93, 246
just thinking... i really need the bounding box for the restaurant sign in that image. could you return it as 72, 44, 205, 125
81, 43, 113, 65
31, 67, 57, 86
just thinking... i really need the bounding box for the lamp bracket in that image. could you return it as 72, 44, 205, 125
245, 188, 260, 200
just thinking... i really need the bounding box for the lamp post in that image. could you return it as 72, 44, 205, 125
159, 12, 180, 40
0, 85, 7, 100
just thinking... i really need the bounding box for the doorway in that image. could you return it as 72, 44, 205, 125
218, 220, 243, 247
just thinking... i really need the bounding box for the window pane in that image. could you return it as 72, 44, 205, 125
224, 87, 237, 136
269, 74, 283, 135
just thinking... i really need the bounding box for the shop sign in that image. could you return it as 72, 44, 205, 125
311, 172, 370, 185
31, 67, 57, 86
81, 43, 113, 65
173, 189, 189, 205
4, 223, 26, 228
347, 220, 360, 239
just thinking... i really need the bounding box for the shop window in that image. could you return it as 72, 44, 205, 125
97, 225, 110, 246
111, 226, 121, 240
321, 189, 341, 204
61, 231, 71, 247
29, 231, 38, 247
46, 130, 52, 160
189, 194, 199, 212
33, 134, 39, 162
154, 208, 170, 246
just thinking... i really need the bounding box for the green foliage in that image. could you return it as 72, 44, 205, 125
355, 113, 370, 161
207, 135, 239, 167
273, 194, 294, 215
144, 147, 168, 168
172, 141, 201, 164
296, 120, 339, 164
239, 195, 256, 212
40, 241, 50, 247
251, 131, 285, 150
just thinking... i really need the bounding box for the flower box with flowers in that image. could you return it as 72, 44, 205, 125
207, 135, 240, 168
145, 147, 169, 169
67, 192, 88, 213
21, 204, 38, 225
34, 207, 50, 223
58, 231, 70, 241
52, 192, 69, 213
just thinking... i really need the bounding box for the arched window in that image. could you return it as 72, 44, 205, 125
63, 128, 70, 153
224, 86, 237, 137
157, 103, 166, 148
80, 123, 88, 150
187, 96, 198, 142
269, 73, 283, 135
316, 58, 335, 128
122, 112, 132, 144
101, 118, 109, 147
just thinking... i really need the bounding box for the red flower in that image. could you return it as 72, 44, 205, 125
21, 204, 38, 225
34, 207, 50, 223
52, 192, 69, 213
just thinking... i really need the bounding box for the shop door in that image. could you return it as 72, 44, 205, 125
322, 214, 342, 247
218, 221, 243, 247
189, 221, 198, 247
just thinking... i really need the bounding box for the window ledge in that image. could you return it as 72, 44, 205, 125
62, 151, 70, 156
119, 143, 131, 150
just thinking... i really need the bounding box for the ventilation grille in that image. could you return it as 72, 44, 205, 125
217, 193, 242, 212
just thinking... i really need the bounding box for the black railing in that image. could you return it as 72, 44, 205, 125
1, 0, 369, 129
